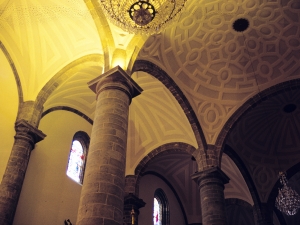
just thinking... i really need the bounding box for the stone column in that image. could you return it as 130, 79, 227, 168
76, 66, 142, 225
123, 193, 145, 225
0, 120, 46, 225
192, 167, 229, 225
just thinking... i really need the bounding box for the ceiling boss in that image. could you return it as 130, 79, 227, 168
99, 0, 188, 35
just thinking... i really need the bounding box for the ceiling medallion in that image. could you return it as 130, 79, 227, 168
99, 0, 188, 35
275, 172, 300, 215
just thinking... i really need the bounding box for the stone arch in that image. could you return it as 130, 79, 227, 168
132, 142, 196, 196
41, 106, 93, 125
154, 187, 170, 225
0, 41, 23, 105
223, 145, 260, 210
216, 79, 300, 167
35, 54, 103, 111
132, 60, 209, 170
84, 0, 113, 71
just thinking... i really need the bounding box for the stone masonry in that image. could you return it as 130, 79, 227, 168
76, 66, 142, 225
0, 120, 45, 225
192, 167, 229, 225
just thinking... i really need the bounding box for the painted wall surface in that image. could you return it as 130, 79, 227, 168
13, 111, 92, 225
139, 174, 186, 225
0, 49, 19, 183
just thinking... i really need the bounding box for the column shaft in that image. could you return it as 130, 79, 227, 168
192, 167, 229, 225
77, 66, 142, 225
0, 120, 45, 225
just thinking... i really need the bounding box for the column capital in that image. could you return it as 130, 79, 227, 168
88, 66, 143, 101
15, 119, 46, 147
124, 194, 146, 225
191, 167, 229, 187
124, 193, 146, 210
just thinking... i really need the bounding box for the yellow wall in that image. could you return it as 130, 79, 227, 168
0, 49, 18, 183
13, 111, 92, 225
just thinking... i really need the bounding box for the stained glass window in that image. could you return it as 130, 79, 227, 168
153, 197, 161, 225
153, 189, 169, 225
66, 132, 89, 184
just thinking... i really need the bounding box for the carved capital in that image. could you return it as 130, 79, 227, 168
124, 193, 146, 211
15, 119, 46, 148
191, 167, 230, 188
88, 66, 143, 102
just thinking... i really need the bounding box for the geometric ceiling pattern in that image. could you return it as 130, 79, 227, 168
0, 0, 102, 100
138, 0, 300, 144
144, 151, 201, 221
144, 151, 253, 221
222, 154, 253, 205
1, 0, 300, 222
126, 71, 198, 175
226, 89, 300, 201
43, 65, 103, 119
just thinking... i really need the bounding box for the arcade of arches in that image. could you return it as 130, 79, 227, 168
0, 0, 300, 225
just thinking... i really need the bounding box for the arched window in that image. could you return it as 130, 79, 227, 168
66, 131, 89, 184
153, 188, 169, 225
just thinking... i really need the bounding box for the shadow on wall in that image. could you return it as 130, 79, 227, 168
225, 198, 255, 225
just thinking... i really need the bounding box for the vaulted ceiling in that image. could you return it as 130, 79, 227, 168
1, 0, 300, 219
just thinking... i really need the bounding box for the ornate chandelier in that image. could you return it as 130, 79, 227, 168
99, 0, 188, 35
275, 172, 300, 215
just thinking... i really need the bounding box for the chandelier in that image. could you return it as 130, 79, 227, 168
99, 0, 188, 35
275, 172, 300, 215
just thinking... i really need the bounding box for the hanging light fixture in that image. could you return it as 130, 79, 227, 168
275, 172, 300, 215
99, 0, 188, 35
233, 17, 300, 216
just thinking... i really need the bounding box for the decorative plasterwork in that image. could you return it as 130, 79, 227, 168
222, 154, 253, 205
43, 59, 103, 119
141, 152, 253, 221
137, 0, 300, 144
226, 89, 300, 202
0, 0, 103, 101
143, 152, 200, 218
126, 71, 198, 175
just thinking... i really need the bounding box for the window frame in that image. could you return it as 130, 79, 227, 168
66, 131, 89, 184
153, 188, 170, 225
